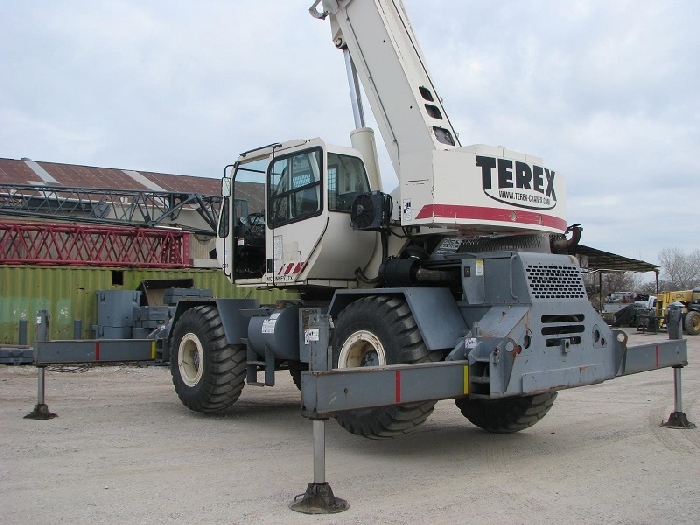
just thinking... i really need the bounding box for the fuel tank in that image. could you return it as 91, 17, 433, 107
247, 305, 300, 360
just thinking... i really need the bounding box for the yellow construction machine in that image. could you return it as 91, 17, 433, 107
640, 288, 700, 335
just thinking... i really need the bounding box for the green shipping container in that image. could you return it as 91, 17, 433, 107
0, 266, 296, 346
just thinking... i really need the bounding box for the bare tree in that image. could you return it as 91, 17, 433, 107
602, 272, 643, 297
658, 247, 700, 289
636, 280, 658, 295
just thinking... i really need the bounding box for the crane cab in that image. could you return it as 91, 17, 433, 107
216, 138, 378, 290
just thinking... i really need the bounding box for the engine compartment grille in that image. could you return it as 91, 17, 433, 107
525, 263, 587, 300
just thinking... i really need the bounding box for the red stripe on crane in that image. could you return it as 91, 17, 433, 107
656, 345, 659, 368
414, 204, 567, 231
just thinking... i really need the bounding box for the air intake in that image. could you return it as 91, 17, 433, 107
525, 263, 586, 300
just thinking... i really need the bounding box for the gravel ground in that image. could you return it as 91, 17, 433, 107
1, 328, 699, 525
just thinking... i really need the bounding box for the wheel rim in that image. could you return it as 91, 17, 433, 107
337, 330, 386, 368
692, 314, 700, 331
178, 333, 204, 387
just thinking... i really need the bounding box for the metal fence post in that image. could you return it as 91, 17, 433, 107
24, 310, 57, 420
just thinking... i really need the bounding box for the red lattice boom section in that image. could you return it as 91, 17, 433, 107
0, 222, 191, 268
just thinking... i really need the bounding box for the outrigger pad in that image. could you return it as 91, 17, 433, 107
661, 412, 696, 429
290, 483, 349, 514
24, 404, 57, 420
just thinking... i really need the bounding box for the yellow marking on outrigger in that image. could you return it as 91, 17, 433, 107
151, 341, 156, 360
463, 365, 469, 394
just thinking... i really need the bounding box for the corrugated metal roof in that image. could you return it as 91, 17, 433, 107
139, 171, 220, 195
0, 157, 221, 195
37, 161, 138, 189
0, 158, 41, 184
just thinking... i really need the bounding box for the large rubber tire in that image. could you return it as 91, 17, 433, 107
170, 305, 246, 413
331, 295, 441, 439
684, 311, 700, 336
455, 391, 557, 434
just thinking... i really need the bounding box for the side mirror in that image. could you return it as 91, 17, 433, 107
222, 177, 232, 197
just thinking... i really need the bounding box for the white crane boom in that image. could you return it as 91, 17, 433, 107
313, 0, 461, 175
313, 0, 567, 235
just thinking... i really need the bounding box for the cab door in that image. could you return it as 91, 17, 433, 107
264, 144, 326, 285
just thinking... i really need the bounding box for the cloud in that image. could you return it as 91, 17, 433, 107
0, 108, 105, 161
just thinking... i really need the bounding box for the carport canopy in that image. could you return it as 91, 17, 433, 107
572, 244, 660, 308
572, 245, 658, 274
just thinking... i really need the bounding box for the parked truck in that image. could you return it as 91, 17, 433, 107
164, 0, 688, 438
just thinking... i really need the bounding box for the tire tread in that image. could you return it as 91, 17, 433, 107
455, 392, 557, 434
170, 305, 246, 413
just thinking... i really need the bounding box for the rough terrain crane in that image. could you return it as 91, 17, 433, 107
167, 0, 688, 439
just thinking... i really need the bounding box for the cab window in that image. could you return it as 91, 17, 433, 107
327, 153, 371, 212
268, 149, 322, 228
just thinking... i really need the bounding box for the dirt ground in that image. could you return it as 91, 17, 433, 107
1, 328, 699, 525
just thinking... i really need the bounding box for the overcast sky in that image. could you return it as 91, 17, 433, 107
1, 0, 698, 269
